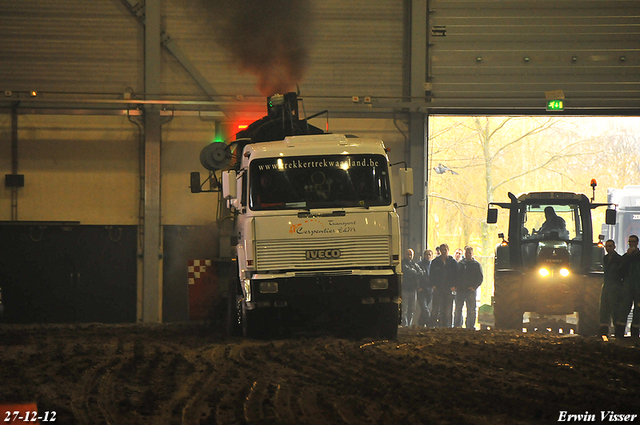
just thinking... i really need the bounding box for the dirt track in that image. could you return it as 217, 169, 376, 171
1, 323, 639, 425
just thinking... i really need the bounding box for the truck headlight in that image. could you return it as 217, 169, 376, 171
259, 281, 278, 293
539, 268, 550, 277
370, 278, 389, 290
559, 268, 570, 277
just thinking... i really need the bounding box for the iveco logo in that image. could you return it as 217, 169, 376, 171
305, 249, 341, 259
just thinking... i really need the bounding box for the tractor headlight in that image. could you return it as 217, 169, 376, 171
259, 281, 278, 293
539, 268, 550, 277
370, 278, 389, 290
559, 268, 570, 277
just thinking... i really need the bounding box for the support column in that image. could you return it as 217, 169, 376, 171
142, 0, 162, 323
408, 112, 427, 254
405, 0, 428, 254
11, 103, 19, 221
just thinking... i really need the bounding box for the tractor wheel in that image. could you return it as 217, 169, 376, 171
578, 279, 601, 336
494, 277, 522, 331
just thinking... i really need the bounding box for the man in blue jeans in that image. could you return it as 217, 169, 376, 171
429, 244, 458, 328
417, 249, 433, 327
454, 246, 483, 329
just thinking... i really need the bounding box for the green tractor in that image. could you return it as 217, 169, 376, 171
487, 191, 616, 335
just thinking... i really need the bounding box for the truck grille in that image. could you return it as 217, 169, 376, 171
255, 236, 390, 270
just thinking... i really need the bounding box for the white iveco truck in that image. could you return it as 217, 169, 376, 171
192, 93, 410, 339
222, 133, 407, 339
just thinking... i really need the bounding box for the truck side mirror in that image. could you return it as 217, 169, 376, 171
222, 170, 237, 199
399, 168, 414, 196
605, 208, 616, 225
190, 172, 201, 193
487, 208, 498, 224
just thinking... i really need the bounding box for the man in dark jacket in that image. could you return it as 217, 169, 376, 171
417, 249, 433, 327
402, 248, 424, 327
600, 239, 623, 337
429, 244, 458, 328
454, 246, 483, 329
616, 235, 640, 339
537, 206, 569, 239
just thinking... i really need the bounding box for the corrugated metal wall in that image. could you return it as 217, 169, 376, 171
428, 0, 640, 111
0, 115, 139, 224
1, 0, 637, 111
304, 0, 405, 98
0, 0, 404, 107
163, 0, 405, 109
0, 0, 142, 95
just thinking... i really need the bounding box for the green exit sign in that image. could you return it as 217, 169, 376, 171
546, 99, 564, 111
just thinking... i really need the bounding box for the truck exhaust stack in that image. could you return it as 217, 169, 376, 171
200, 92, 324, 172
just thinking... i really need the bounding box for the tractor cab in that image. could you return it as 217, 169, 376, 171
489, 192, 615, 274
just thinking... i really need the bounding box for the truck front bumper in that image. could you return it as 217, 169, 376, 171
244, 270, 400, 311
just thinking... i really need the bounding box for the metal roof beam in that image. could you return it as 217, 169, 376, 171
117, 0, 224, 112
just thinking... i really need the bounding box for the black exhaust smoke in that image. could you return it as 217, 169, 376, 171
197, 0, 315, 96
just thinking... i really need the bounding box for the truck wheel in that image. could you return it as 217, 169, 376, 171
332, 306, 370, 340
226, 276, 242, 337
242, 301, 262, 339
577, 280, 601, 336
374, 304, 399, 340
494, 279, 522, 331
242, 302, 279, 340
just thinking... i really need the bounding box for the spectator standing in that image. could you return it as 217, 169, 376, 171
454, 249, 463, 262
429, 244, 458, 328
600, 240, 624, 337
454, 246, 483, 329
417, 249, 433, 327
616, 235, 640, 339
451, 248, 463, 325
401, 249, 424, 327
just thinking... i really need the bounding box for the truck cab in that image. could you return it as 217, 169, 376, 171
223, 134, 406, 339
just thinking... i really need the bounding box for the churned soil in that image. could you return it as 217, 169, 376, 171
1, 323, 639, 425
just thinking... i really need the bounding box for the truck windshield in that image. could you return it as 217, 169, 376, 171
249, 154, 391, 210
521, 203, 582, 240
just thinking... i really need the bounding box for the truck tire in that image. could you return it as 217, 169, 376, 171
494, 277, 522, 331
344, 304, 398, 340
242, 302, 281, 340
374, 303, 399, 340
226, 278, 242, 337
577, 279, 601, 336
242, 302, 265, 339
332, 306, 372, 340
